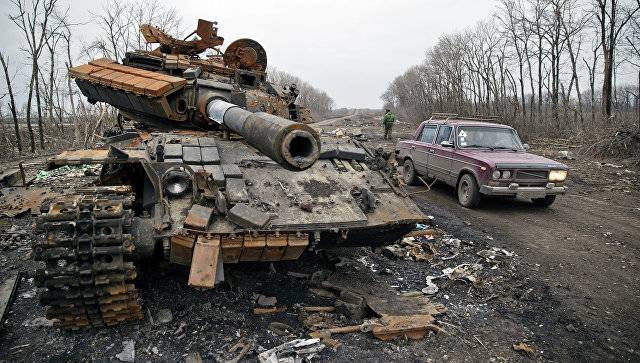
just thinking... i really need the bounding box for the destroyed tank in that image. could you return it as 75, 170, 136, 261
32, 19, 427, 329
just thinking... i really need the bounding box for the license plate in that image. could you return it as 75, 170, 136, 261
518, 191, 547, 199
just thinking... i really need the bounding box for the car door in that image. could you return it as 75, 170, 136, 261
429, 125, 455, 184
412, 125, 437, 175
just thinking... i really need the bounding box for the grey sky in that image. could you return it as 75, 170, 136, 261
0, 0, 497, 109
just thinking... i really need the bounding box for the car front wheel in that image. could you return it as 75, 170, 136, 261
457, 174, 480, 208
532, 195, 556, 207
403, 159, 418, 185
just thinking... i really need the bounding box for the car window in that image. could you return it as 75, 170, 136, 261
419, 125, 437, 144
435, 126, 453, 145
456, 126, 523, 150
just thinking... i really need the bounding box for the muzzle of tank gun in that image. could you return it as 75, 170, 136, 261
206, 99, 320, 171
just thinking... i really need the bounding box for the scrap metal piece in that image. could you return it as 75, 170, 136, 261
0, 272, 20, 326
184, 205, 214, 230
227, 203, 273, 229
170, 234, 196, 266
225, 179, 249, 204
188, 235, 221, 289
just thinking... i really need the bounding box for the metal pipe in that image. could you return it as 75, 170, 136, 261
206, 99, 320, 171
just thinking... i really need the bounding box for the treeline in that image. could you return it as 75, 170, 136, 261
268, 67, 335, 119
0, 0, 334, 159
382, 0, 640, 139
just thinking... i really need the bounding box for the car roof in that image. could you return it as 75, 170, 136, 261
422, 119, 513, 129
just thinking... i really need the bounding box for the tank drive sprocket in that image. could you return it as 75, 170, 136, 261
33, 190, 143, 329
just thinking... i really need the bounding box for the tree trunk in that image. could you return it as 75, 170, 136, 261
26, 67, 36, 153
0, 51, 22, 152
34, 63, 45, 149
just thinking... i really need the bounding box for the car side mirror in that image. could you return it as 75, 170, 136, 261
523, 143, 530, 150
440, 140, 453, 148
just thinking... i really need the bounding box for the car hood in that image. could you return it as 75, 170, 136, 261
459, 150, 568, 169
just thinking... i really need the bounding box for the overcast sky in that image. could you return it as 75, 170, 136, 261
0, 0, 498, 109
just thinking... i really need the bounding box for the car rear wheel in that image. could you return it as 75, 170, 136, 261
457, 174, 480, 208
403, 159, 419, 185
531, 195, 556, 207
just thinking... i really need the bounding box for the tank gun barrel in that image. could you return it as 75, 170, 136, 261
206, 100, 320, 171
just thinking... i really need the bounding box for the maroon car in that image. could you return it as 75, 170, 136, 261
396, 118, 568, 208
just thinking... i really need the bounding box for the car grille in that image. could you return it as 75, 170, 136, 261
515, 170, 548, 182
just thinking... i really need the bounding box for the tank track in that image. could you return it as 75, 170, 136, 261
33, 191, 143, 329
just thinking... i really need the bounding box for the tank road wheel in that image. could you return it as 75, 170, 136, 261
457, 173, 481, 208
33, 193, 143, 329
403, 159, 419, 186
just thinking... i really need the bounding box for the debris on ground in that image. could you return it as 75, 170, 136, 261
253, 306, 287, 315
557, 150, 575, 160
155, 309, 173, 324
256, 294, 278, 307
258, 338, 325, 363
0, 187, 61, 217
513, 341, 535, 356
22, 317, 55, 327
0, 272, 19, 325
442, 263, 483, 283
34, 164, 100, 182
115, 340, 135, 362
268, 322, 296, 336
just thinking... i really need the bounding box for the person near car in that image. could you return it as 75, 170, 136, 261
382, 109, 396, 140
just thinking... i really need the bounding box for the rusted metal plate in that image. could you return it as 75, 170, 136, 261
188, 235, 221, 289
221, 235, 243, 263
261, 234, 287, 261
184, 205, 213, 230
170, 234, 195, 266
47, 149, 149, 167
240, 234, 266, 261
0, 187, 60, 217
372, 314, 439, 341
282, 233, 309, 260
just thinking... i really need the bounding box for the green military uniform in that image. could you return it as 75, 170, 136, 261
382, 110, 396, 139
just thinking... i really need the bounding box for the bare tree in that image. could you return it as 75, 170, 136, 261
9, 0, 60, 152
594, 0, 640, 117
0, 50, 22, 152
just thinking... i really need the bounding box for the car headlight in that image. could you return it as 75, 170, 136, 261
502, 170, 511, 179
492, 170, 501, 180
549, 170, 567, 182
163, 168, 192, 196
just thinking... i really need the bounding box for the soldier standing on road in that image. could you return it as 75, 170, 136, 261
382, 109, 396, 140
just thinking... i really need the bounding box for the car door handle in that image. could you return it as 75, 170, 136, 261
428, 149, 435, 153
410, 146, 416, 150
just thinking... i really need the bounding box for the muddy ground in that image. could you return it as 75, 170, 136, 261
1, 112, 639, 362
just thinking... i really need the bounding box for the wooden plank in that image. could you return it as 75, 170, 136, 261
188, 235, 221, 289
89, 58, 117, 66
68, 64, 102, 79
143, 80, 172, 97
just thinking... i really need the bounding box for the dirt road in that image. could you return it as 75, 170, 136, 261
409, 174, 640, 358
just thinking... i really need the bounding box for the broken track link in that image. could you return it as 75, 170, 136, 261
32, 190, 143, 329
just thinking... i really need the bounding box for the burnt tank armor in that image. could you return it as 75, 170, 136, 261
33, 19, 427, 329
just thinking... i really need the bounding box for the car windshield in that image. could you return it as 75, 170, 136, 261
456, 126, 523, 150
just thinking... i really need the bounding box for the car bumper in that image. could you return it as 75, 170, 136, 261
480, 183, 567, 198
